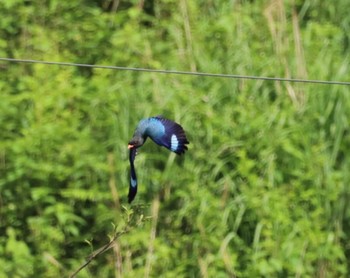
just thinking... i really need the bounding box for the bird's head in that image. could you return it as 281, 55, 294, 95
128, 136, 144, 149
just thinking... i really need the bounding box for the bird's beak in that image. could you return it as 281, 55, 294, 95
128, 144, 134, 149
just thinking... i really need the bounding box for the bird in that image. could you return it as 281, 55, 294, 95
127, 116, 189, 203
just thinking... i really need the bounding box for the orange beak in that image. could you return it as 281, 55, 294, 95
128, 144, 134, 149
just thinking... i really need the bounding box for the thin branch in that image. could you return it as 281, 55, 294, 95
69, 205, 148, 278
69, 229, 129, 278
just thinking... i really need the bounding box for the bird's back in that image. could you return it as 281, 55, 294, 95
143, 117, 166, 140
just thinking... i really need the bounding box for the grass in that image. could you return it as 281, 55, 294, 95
0, 0, 350, 277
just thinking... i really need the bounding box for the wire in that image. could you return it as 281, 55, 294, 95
1, 57, 349, 86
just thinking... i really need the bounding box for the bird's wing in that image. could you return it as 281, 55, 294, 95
128, 147, 138, 203
149, 117, 189, 154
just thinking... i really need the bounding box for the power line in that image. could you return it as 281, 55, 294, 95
1, 57, 349, 86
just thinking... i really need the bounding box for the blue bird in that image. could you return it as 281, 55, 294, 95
127, 116, 189, 203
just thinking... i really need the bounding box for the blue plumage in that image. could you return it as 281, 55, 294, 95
127, 116, 189, 203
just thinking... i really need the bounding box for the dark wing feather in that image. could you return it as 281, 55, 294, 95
152, 117, 189, 154
128, 148, 138, 203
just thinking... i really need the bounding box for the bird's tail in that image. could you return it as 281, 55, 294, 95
128, 148, 138, 203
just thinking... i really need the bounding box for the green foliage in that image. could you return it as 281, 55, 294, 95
0, 0, 350, 277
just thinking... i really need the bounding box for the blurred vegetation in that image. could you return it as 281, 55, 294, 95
1, 0, 350, 277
